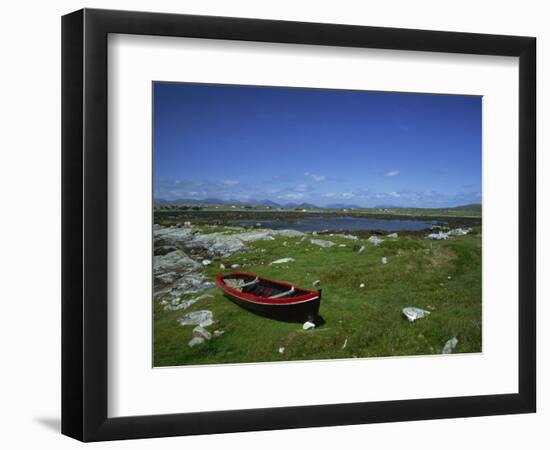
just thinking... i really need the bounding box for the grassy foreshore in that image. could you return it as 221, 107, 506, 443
153, 217, 482, 367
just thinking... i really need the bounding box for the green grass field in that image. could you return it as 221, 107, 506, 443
153, 225, 482, 367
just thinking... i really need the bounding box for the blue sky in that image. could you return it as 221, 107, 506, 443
153, 82, 481, 208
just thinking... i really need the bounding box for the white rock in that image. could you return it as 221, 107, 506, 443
359, 283, 365, 288
220, 263, 226, 269
387, 233, 398, 238
193, 325, 212, 340
342, 234, 358, 240
381, 257, 388, 264
278, 347, 285, 354
270, 257, 295, 265
342, 339, 348, 349
303, 321, 316, 330
183, 221, 192, 227
426, 231, 449, 240
358, 245, 365, 253
231, 264, 240, 269
213, 330, 225, 337
367, 236, 385, 246
402, 307, 431, 322
164, 294, 213, 312
202, 259, 212, 266
442, 337, 459, 354
338, 244, 347, 247
447, 228, 472, 236
312, 279, 321, 287
188, 336, 205, 347
178, 310, 214, 327
310, 238, 335, 248
276, 229, 305, 238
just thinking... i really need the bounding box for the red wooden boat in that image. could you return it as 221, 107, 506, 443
215, 272, 321, 322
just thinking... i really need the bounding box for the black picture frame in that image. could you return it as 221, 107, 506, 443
61, 8, 536, 442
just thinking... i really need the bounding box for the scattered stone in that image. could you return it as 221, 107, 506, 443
342, 234, 358, 240
342, 339, 348, 349
447, 228, 472, 236
270, 257, 295, 264
231, 263, 240, 269
303, 321, 316, 330
283, 241, 288, 246
213, 330, 225, 337
447, 276, 452, 280
359, 283, 365, 288
155, 271, 178, 284
164, 294, 213, 311
220, 263, 226, 270
277, 229, 305, 238
188, 336, 205, 347
387, 233, 398, 238
427, 228, 472, 240
202, 259, 212, 266
193, 325, 212, 340
367, 236, 385, 246
154, 250, 201, 274
278, 347, 285, 354
402, 307, 431, 322
310, 238, 335, 248
171, 273, 215, 295
381, 257, 388, 264
442, 337, 459, 354
178, 310, 214, 327
312, 279, 321, 287
426, 231, 449, 240
338, 244, 347, 247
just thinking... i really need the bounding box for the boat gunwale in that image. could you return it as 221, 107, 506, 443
215, 271, 319, 305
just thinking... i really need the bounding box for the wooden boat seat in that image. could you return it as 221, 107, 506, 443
269, 286, 295, 299
239, 277, 259, 289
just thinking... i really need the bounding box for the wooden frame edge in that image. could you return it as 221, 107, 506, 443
61, 8, 536, 442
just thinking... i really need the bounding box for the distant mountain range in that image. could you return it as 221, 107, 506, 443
154, 198, 324, 209
154, 197, 481, 211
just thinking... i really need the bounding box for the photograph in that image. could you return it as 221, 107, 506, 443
152, 82, 482, 367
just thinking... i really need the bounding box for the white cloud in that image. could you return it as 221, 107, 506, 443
304, 172, 326, 182
384, 170, 400, 177
222, 179, 240, 186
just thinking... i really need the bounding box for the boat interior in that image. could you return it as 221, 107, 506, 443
222, 274, 310, 299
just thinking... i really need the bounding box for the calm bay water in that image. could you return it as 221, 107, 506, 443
228, 216, 437, 232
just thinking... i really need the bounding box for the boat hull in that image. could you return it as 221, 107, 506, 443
215, 272, 321, 322
222, 290, 321, 322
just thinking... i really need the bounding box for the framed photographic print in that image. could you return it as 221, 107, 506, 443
62, 8, 536, 442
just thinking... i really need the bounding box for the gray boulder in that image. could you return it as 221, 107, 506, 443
402, 307, 431, 322
442, 337, 459, 354
188, 336, 205, 347
367, 236, 385, 246
178, 310, 214, 327
193, 325, 212, 340
310, 238, 335, 248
